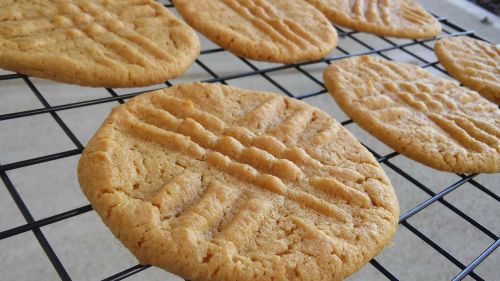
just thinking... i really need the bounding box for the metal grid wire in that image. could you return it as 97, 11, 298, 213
0, 1, 498, 280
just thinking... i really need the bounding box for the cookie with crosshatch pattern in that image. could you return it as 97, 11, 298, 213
435, 36, 500, 104
78, 82, 399, 281
0, 0, 199, 87
303, 0, 441, 39
324, 55, 500, 173
173, 0, 338, 63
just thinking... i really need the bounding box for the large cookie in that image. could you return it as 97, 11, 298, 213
324, 56, 500, 173
0, 0, 200, 87
303, 0, 441, 38
78, 83, 399, 281
173, 0, 338, 63
435, 36, 500, 104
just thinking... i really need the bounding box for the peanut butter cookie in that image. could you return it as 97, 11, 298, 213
0, 0, 200, 87
304, 0, 441, 38
324, 56, 500, 173
435, 36, 500, 104
173, 0, 338, 63
78, 82, 399, 281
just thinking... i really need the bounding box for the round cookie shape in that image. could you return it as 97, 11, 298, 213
0, 0, 200, 87
324, 55, 500, 173
173, 0, 338, 63
435, 36, 500, 104
303, 0, 441, 39
78, 83, 399, 281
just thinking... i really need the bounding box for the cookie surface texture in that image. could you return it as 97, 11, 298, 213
0, 0, 200, 87
303, 0, 441, 38
435, 36, 500, 104
173, 0, 338, 63
78, 82, 399, 281
324, 56, 500, 173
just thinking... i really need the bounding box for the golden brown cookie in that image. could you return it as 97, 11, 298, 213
0, 0, 200, 87
78, 82, 399, 281
303, 0, 441, 38
435, 36, 500, 104
324, 55, 500, 173
173, 0, 338, 63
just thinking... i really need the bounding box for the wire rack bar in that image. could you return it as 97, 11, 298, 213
1, 149, 83, 171
369, 259, 399, 281
0, 73, 23, 80
0, 205, 93, 240
460, 177, 499, 202
452, 239, 500, 281
399, 174, 477, 222
101, 265, 151, 281
0, 3, 497, 281
194, 59, 227, 84
0, 169, 71, 281
401, 221, 485, 281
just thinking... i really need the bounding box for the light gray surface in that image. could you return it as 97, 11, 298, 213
0, 1, 499, 281
420, 0, 500, 42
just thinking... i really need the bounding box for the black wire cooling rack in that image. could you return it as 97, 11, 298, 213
0, 1, 498, 281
